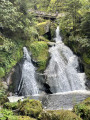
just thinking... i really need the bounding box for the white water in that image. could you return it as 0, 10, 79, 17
18, 47, 39, 95
45, 26, 86, 93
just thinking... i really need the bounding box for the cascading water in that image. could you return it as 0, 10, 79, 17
45, 26, 86, 93
18, 47, 39, 96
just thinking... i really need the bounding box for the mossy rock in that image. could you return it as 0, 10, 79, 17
18, 99, 43, 118
39, 36, 49, 42
3, 102, 18, 110
30, 41, 49, 71
36, 21, 50, 36
38, 110, 82, 120
18, 116, 36, 120
73, 97, 90, 120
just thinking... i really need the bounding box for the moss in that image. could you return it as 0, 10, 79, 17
38, 110, 82, 120
18, 116, 36, 120
30, 41, 49, 71
3, 102, 18, 110
73, 97, 90, 120
36, 21, 50, 36
39, 36, 49, 42
18, 99, 43, 118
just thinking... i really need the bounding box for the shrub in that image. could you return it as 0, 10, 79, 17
0, 67, 5, 78
73, 97, 90, 120
0, 85, 8, 105
0, 109, 18, 120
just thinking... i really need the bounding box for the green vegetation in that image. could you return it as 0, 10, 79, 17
1, 98, 90, 120
30, 41, 49, 71
36, 21, 50, 36
38, 110, 82, 120
3, 102, 18, 110
0, 109, 18, 120
0, 82, 8, 105
73, 97, 90, 120
0, 0, 90, 119
18, 116, 36, 120
18, 99, 43, 118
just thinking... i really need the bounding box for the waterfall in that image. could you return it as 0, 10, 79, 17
45, 26, 86, 93
18, 47, 39, 96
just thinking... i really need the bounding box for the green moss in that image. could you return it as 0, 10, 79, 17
3, 102, 18, 110
18, 99, 43, 118
38, 110, 82, 120
30, 41, 49, 71
18, 116, 36, 120
73, 97, 90, 120
39, 36, 49, 42
36, 21, 50, 36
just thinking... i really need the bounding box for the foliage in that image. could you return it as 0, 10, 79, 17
3, 102, 18, 110
30, 41, 49, 71
0, 82, 8, 105
73, 97, 90, 120
0, 67, 5, 78
18, 99, 43, 118
38, 110, 82, 120
0, 36, 23, 77
0, 0, 23, 32
0, 108, 18, 120
81, 12, 90, 38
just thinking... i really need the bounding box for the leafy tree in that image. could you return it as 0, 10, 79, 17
0, 0, 23, 34
81, 12, 90, 38
65, 0, 82, 33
